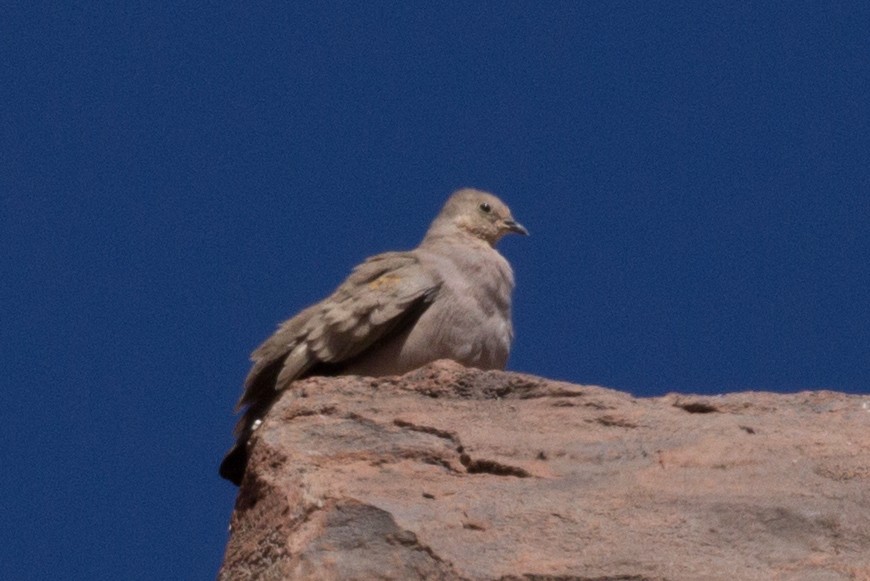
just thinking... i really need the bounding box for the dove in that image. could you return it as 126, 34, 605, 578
220, 188, 527, 485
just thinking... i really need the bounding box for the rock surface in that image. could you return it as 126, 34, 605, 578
219, 361, 870, 581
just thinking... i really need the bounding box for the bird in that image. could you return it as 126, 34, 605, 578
220, 188, 528, 485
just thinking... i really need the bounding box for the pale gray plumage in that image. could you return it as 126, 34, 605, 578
220, 188, 527, 485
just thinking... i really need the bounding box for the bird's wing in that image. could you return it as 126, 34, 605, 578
236, 251, 441, 413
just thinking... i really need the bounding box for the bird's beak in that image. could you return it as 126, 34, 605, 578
502, 218, 529, 236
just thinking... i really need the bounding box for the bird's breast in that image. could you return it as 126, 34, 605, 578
400, 246, 516, 370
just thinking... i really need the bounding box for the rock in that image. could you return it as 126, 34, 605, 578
218, 360, 870, 580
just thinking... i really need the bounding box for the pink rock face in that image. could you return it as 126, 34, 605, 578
219, 360, 870, 581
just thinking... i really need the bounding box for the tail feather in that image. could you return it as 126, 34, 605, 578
219, 442, 247, 486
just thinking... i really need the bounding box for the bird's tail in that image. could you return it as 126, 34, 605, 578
219, 442, 247, 486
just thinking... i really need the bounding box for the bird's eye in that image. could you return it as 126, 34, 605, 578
479, 202, 492, 213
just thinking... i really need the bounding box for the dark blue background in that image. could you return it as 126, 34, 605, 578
3, 3, 868, 579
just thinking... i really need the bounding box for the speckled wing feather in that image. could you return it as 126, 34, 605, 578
235, 251, 441, 420
219, 251, 442, 484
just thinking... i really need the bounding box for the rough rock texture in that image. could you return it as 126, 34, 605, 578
219, 360, 870, 581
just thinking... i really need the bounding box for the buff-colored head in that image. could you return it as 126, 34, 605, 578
424, 188, 528, 247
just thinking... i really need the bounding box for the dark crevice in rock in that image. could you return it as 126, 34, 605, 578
393, 419, 460, 443
675, 401, 719, 414
462, 521, 485, 531
460, 454, 531, 478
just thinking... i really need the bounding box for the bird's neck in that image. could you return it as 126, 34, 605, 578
421, 222, 497, 249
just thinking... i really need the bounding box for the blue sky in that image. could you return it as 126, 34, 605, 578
3, 3, 868, 579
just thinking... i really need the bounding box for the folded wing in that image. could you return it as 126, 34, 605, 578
231, 250, 441, 436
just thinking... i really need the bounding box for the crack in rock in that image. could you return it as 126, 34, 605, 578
460, 454, 531, 478
392, 419, 460, 444
674, 401, 719, 414
392, 418, 532, 478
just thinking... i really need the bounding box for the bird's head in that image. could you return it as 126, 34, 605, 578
426, 188, 528, 247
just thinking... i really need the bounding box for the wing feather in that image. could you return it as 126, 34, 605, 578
236, 251, 440, 414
